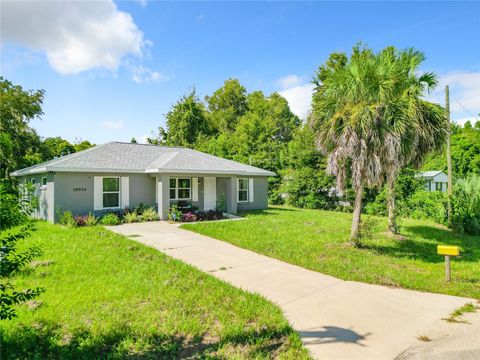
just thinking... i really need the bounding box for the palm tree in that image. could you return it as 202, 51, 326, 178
310, 45, 446, 243
374, 48, 447, 234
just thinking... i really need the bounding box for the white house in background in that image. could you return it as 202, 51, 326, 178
418, 171, 448, 192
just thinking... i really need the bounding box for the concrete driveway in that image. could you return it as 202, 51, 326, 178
107, 221, 477, 360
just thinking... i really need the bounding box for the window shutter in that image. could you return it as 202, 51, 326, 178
94, 177, 103, 210
249, 178, 254, 202
192, 178, 198, 201
121, 177, 129, 208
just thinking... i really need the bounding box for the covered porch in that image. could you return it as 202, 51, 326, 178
153, 174, 241, 220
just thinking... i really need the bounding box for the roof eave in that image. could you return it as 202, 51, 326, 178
147, 168, 275, 176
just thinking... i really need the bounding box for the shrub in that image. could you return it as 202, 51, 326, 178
123, 211, 138, 223
282, 168, 337, 210
408, 191, 448, 225
168, 205, 182, 222
0, 226, 44, 319
0, 184, 27, 230
59, 210, 76, 227
140, 207, 158, 222
74, 215, 87, 227
452, 175, 480, 235
181, 212, 197, 222
84, 213, 97, 226
195, 210, 223, 221
100, 213, 121, 226
134, 202, 148, 215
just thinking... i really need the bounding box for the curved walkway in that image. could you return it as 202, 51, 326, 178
107, 221, 476, 360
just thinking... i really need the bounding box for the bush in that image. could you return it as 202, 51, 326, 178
0, 225, 44, 319
74, 213, 97, 227
181, 212, 197, 222
134, 202, 148, 215
408, 191, 448, 225
74, 215, 87, 227
168, 205, 182, 222
0, 185, 27, 230
123, 211, 138, 223
195, 210, 223, 221
84, 213, 97, 226
59, 210, 76, 227
140, 207, 158, 222
100, 213, 121, 226
281, 168, 337, 210
452, 175, 480, 235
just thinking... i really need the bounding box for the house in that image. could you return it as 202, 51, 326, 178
418, 170, 448, 192
11, 142, 275, 222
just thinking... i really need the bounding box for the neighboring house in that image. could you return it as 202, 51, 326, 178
418, 171, 448, 192
11, 142, 275, 222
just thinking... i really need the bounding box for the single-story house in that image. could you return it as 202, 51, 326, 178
418, 170, 448, 192
11, 142, 275, 222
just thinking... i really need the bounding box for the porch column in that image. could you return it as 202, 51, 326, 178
227, 175, 237, 215
157, 174, 170, 220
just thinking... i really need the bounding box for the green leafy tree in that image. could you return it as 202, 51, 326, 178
41, 137, 76, 160
422, 121, 480, 177
0, 77, 45, 179
206, 79, 248, 133
162, 89, 210, 147
74, 140, 95, 152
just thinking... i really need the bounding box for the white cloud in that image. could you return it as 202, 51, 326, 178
195, 14, 206, 23
136, 0, 148, 7
426, 71, 480, 122
102, 120, 124, 130
279, 84, 315, 119
452, 116, 478, 126
276, 74, 303, 90
129, 64, 171, 84
1, 0, 148, 75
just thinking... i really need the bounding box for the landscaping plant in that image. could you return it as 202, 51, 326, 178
452, 175, 480, 235
100, 213, 121, 226
123, 211, 138, 223
140, 207, 158, 222
59, 210, 76, 227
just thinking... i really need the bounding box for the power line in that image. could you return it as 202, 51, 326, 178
452, 96, 480, 120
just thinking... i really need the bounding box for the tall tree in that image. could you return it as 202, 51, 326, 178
310, 45, 446, 243
41, 137, 75, 160
206, 79, 248, 133
377, 48, 447, 234
162, 89, 210, 147
0, 77, 44, 179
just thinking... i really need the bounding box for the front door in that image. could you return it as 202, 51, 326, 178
204, 177, 217, 210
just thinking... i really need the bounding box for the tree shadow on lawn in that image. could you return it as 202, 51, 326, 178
363, 225, 479, 264
1, 321, 295, 359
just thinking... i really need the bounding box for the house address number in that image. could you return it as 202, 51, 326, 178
73, 187, 87, 192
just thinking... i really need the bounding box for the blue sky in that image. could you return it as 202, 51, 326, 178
1, 1, 479, 144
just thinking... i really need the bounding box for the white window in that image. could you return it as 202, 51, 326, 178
435, 182, 442, 191
237, 178, 249, 202
30, 178, 36, 184
169, 178, 191, 200
41, 177, 47, 187
103, 177, 120, 208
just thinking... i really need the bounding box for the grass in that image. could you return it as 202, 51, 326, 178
0, 222, 308, 359
182, 206, 480, 299
443, 302, 479, 323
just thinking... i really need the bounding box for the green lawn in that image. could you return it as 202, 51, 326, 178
182, 207, 480, 299
0, 222, 308, 359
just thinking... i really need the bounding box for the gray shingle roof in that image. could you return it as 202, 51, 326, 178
419, 170, 444, 179
11, 142, 275, 177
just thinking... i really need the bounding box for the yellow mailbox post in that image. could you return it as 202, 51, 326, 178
437, 245, 460, 282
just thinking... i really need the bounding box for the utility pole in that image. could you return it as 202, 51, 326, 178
446, 85, 453, 227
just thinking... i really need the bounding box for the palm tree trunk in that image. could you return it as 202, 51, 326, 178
387, 177, 398, 234
350, 185, 363, 244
